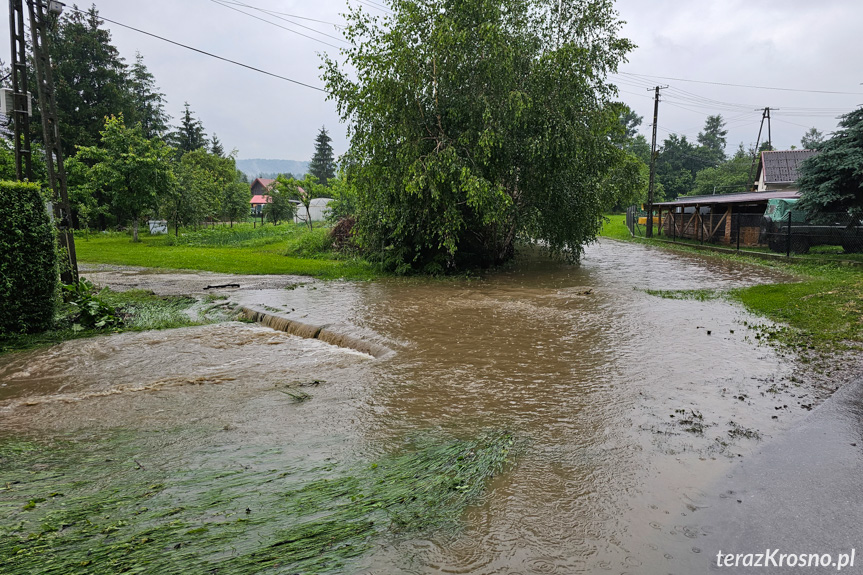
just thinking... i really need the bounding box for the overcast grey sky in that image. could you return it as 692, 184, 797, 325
4, 0, 861, 161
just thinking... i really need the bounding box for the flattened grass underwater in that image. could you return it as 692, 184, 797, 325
602, 214, 863, 353
0, 431, 515, 574
0, 289, 204, 355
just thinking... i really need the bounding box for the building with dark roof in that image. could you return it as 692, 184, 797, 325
250, 177, 275, 196
754, 149, 818, 192
633, 149, 820, 247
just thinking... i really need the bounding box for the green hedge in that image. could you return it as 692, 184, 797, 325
0, 181, 57, 335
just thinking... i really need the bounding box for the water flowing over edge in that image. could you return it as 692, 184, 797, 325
237, 305, 394, 359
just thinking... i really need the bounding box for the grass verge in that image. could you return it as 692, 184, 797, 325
0, 430, 515, 574
75, 223, 378, 281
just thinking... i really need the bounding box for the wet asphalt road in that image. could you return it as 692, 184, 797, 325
673, 377, 863, 574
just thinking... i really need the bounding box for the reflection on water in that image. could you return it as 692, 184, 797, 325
1, 240, 807, 573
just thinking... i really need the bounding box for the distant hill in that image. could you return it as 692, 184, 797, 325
236, 159, 310, 179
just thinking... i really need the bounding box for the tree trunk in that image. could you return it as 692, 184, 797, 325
132, 216, 140, 242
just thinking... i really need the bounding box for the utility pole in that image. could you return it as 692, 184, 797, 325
8, 0, 31, 181
646, 86, 667, 238
766, 106, 772, 151
747, 107, 776, 191
9, 0, 78, 283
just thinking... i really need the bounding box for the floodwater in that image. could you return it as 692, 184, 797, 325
0, 240, 818, 573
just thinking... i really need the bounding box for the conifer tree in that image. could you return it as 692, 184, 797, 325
210, 133, 225, 157
45, 6, 132, 149
308, 126, 336, 186
128, 52, 169, 139
168, 103, 208, 155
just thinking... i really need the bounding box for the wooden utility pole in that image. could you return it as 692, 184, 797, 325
9, 0, 78, 283
747, 107, 775, 191
646, 86, 666, 238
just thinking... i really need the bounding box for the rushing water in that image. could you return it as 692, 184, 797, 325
0, 240, 813, 573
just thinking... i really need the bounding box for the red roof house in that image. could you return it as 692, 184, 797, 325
250, 178, 275, 195
250, 178, 276, 215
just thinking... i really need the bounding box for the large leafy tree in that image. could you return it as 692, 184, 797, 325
614, 102, 643, 142
169, 148, 236, 230
75, 115, 174, 241
222, 178, 252, 226
308, 126, 336, 186
654, 134, 716, 200
797, 108, 863, 218
689, 143, 750, 196
262, 185, 296, 225
275, 173, 326, 230
801, 127, 825, 150
323, 0, 634, 272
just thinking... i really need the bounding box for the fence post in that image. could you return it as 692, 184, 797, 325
672, 210, 676, 242
736, 212, 741, 251
786, 210, 792, 258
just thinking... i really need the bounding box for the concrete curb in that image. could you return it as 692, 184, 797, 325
238, 306, 394, 359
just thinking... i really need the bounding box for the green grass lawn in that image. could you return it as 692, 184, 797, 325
601, 213, 863, 352
599, 213, 633, 241
75, 223, 378, 281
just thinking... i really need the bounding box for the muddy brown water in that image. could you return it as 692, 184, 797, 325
1, 240, 819, 573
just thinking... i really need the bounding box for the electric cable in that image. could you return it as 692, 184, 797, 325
69, 7, 327, 92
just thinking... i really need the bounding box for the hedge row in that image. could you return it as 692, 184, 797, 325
0, 180, 57, 336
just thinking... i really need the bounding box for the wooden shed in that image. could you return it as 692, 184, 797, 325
653, 190, 801, 246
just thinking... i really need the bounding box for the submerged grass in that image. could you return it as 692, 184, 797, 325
642, 288, 722, 301
0, 430, 515, 574
0, 289, 204, 355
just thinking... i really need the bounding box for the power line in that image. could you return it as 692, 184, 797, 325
772, 117, 822, 131
353, 0, 393, 14
209, 0, 345, 48
73, 7, 327, 92
620, 72, 863, 96
216, 0, 345, 28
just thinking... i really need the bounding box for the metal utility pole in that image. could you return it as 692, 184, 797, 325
10, 0, 78, 283
646, 85, 666, 238
8, 0, 31, 181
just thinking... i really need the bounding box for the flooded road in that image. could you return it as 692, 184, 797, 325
0, 240, 821, 573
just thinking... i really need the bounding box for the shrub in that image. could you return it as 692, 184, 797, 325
284, 227, 335, 258
330, 216, 357, 252
62, 278, 122, 330
0, 181, 58, 335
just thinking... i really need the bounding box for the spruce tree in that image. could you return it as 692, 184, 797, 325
168, 103, 208, 155
308, 126, 336, 186
128, 52, 169, 139
210, 133, 225, 157
45, 6, 132, 149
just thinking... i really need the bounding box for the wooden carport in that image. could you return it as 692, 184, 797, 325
653, 191, 801, 247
